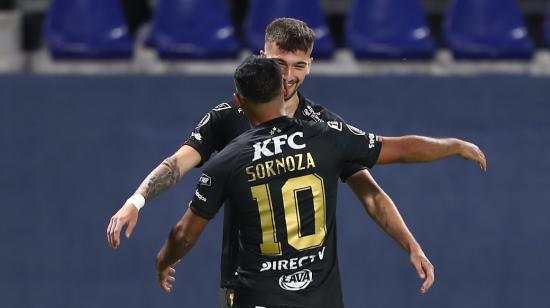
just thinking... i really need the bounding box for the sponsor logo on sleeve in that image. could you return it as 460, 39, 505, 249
194, 190, 207, 202
346, 124, 366, 136
191, 132, 202, 141
302, 106, 323, 122
279, 269, 313, 291
198, 173, 211, 186
212, 103, 231, 111
327, 121, 342, 131
368, 133, 376, 149
196, 113, 211, 128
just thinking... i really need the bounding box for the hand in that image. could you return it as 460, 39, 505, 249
410, 251, 434, 294
107, 203, 139, 249
457, 140, 487, 172
157, 261, 180, 292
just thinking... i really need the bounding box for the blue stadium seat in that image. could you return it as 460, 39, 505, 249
44, 0, 132, 59
148, 0, 239, 59
244, 0, 335, 59
444, 0, 534, 59
345, 0, 435, 59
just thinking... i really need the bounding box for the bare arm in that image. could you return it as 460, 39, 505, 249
378, 136, 487, 171
135, 145, 201, 200
346, 170, 435, 294
156, 208, 209, 292
107, 145, 202, 249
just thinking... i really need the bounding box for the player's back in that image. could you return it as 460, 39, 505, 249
191, 116, 381, 307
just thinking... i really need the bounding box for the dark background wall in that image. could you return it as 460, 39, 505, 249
1, 75, 549, 308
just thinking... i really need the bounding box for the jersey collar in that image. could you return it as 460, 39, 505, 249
257, 116, 291, 128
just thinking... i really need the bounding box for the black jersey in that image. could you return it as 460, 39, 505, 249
189, 117, 382, 307
184, 93, 370, 181
183, 93, 381, 289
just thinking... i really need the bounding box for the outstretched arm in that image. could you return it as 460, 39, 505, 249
378, 136, 487, 171
107, 145, 202, 249
156, 208, 209, 292
346, 170, 435, 294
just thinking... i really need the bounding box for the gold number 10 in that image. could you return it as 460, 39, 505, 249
250, 174, 327, 256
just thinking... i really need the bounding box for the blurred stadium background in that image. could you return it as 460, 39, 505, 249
1, 0, 549, 308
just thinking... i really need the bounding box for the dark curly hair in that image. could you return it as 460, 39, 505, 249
265, 18, 315, 53
234, 56, 283, 104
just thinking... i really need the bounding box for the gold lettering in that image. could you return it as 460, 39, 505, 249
297, 153, 305, 170
306, 152, 316, 168
276, 158, 286, 174
265, 160, 276, 177
256, 164, 266, 179
286, 156, 296, 171
247, 153, 316, 182
246, 166, 256, 182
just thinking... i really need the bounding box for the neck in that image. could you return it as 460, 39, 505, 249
247, 100, 286, 127
283, 92, 300, 117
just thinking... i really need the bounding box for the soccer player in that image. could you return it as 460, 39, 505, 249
156, 56, 435, 307
107, 18, 485, 307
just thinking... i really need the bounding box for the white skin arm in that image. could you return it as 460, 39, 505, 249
156, 208, 209, 292
378, 136, 487, 172
107, 145, 201, 249
346, 169, 435, 293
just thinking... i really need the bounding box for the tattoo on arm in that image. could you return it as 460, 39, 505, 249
136, 156, 181, 200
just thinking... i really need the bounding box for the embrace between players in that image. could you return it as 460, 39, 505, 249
107, 18, 486, 308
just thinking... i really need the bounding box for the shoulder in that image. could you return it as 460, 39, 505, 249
296, 118, 332, 138
299, 94, 345, 123
211, 127, 254, 162
204, 138, 242, 175
204, 101, 241, 119
196, 101, 243, 129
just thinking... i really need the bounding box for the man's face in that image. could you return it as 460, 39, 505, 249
262, 42, 312, 101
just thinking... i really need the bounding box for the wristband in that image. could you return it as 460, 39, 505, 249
127, 194, 146, 211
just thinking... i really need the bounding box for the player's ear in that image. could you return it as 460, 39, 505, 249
306, 57, 313, 75
233, 92, 243, 108
259, 49, 266, 58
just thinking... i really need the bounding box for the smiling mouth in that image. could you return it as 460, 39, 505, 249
283, 79, 298, 97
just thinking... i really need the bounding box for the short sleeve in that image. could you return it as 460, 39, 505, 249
189, 156, 232, 220
330, 123, 382, 168
339, 164, 369, 182
183, 103, 232, 167
313, 105, 380, 181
